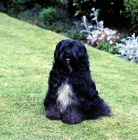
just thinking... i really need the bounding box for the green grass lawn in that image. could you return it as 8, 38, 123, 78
0, 13, 138, 140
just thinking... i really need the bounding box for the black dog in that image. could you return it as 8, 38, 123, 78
44, 39, 111, 124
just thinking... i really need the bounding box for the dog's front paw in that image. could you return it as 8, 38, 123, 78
62, 116, 82, 124
61, 108, 83, 124
46, 106, 61, 120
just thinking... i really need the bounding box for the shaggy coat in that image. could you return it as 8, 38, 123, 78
44, 39, 111, 124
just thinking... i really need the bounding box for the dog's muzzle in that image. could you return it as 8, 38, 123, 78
65, 51, 71, 63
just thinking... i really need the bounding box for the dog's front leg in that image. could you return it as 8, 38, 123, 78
46, 104, 61, 120
61, 106, 84, 124
44, 85, 62, 120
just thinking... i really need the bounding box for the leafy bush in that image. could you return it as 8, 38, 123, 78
39, 21, 70, 33
97, 41, 118, 54
38, 9, 85, 40
115, 33, 138, 63
124, 0, 138, 31
38, 7, 71, 32
38, 7, 60, 26
1, 0, 31, 13
73, 0, 95, 17
80, 8, 119, 46
66, 21, 85, 40
0, 0, 66, 14
72, 0, 124, 23
17, 4, 41, 23
0, 3, 6, 12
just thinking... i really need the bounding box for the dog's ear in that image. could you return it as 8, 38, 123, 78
74, 41, 90, 70
54, 40, 64, 62
54, 42, 60, 61
76, 40, 88, 60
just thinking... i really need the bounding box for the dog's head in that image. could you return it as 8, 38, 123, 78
54, 40, 89, 72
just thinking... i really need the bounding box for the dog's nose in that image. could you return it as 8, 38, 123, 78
66, 51, 70, 57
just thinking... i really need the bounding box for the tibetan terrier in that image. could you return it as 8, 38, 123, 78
44, 39, 111, 124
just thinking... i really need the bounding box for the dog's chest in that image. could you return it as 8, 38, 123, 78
56, 82, 75, 112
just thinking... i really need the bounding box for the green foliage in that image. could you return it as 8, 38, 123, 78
17, 4, 41, 22
124, 0, 138, 31
66, 22, 85, 40
37, 7, 85, 40
97, 41, 117, 54
0, 0, 40, 17
38, 7, 70, 32
0, 0, 66, 14
73, 0, 124, 21
38, 10, 85, 40
2, 0, 30, 12
40, 21, 69, 33
73, 0, 96, 17
115, 33, 138, 63
80, 8, 120, 48
38, 7, 60, 25
0, 3, 6, 11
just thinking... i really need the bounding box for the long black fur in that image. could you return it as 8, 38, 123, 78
44, 39, 111, 124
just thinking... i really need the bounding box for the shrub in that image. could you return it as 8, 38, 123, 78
38, 9, 85, 40
73, 0, 95, 17
0, 3, 6, 12
38, 7, 60, 26
80, 8, 119, 46
39, 21, 70, 33
0, 0, 66, 14
38, 7, 72, 32
72, 0, 124, 24
115, 33, 138, 63
97, 41, 118, 54
124, 0, 138, 32
66, 21, 85, 40
17, 4, 41, 23
1, 0, 32, 13
38, 7, 70, 32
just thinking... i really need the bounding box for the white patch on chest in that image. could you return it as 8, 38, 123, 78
57, 82, 75, 112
